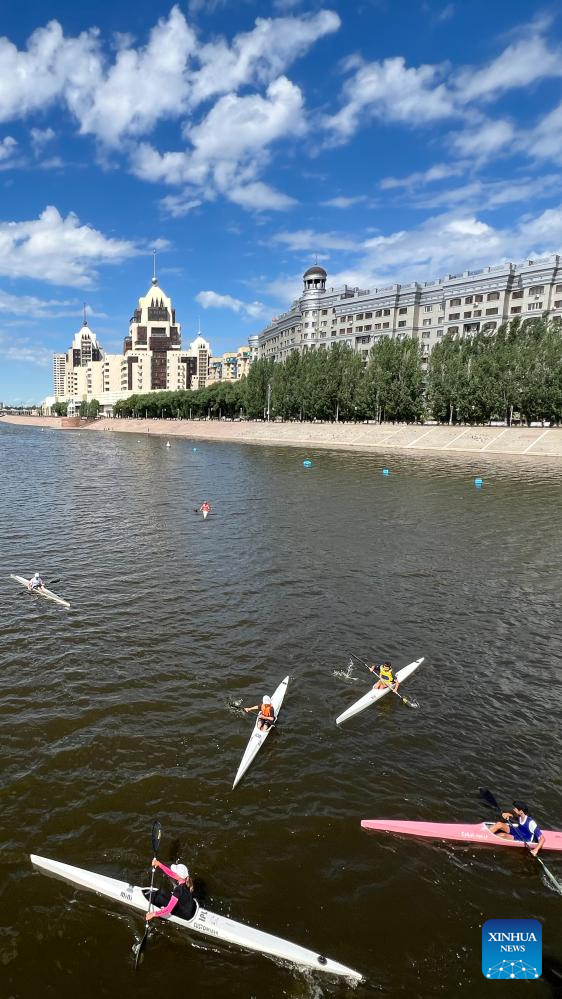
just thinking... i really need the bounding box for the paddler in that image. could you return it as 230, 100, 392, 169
199, 501, 211, 516
489, 801, 546, 856
369, 661, 400, 692
28, 572, 45, 592
144, 860, 197, 921
244, 694, 275, 731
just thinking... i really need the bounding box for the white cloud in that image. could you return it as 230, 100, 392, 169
528, 100, 562, 162
196, 289, 268, 318
321, 194, 371, 208
412, 174, 562, 212
0, 333, 54, 367
160, 193, 203, 218
271, 228, 357, 251
455, 31, 562, 103
0, 206, 139, 286
380, 162, 463, 190
325, 56, 455, 141
30, 127, 55, 151
452, 117, 514, 158
0, 289, 80, 318
0, 134, 17, 167
133, 76, 303, 210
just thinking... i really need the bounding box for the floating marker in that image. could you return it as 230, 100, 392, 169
303, 459, 312, 468
192, 447, 197, 452
166, 441, 171, 448
474, 477, 483, 488
382, 468, 390, 476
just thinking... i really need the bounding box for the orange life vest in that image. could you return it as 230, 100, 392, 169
260, 703, 274, 718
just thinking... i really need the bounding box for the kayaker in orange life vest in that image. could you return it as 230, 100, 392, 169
369, 661, 400, 692
244, 694, 275, 731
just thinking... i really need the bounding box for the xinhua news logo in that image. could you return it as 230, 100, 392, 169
482, 919, 542, 980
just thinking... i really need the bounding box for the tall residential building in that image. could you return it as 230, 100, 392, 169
257, 255, 562, 369
209, 343, 254, 384
53, 353, 66, 397
50, 266, 212, 414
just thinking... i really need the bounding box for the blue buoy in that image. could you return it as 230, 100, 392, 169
382, 468, 390, 476
192, 447, 197, 452
303, 459, 312, 468
474, 477, 483, 488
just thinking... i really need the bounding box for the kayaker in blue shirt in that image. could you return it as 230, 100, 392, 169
489, 801, 545, 856
28, 572, 45, 592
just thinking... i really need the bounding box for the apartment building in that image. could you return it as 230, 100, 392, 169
257, 256, 562, 369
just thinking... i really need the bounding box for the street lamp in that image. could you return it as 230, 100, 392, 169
267, 382, 272, 422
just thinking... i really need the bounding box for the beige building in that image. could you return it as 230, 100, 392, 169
209, 343, 254, 384
52, 271, 212, 413
257, 255, 562, 370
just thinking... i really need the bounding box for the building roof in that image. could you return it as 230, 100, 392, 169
303, 264, 327, 278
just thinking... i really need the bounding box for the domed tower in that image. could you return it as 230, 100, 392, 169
303, 264, 327, 291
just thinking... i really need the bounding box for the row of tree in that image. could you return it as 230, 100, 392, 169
112, 318, 562, 425
52, 400, 100, 418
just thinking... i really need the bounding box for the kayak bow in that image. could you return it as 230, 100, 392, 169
336, 658, 423, 726
10, 574, 70, 609
30, 854, 362, 980
360, 819, 562, 851
233, 675, 289, 789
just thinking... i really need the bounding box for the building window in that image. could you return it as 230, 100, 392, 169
346, 327, 352, 334
554, 300, 562, 308
382, 322, 390, 328
424, 305, 433, 312
463, 311, 472, 318
486, 307, 499, 315
356, 313, 364, 320
398, 307, 407, 315
527, 302, 543, 311
356, 326, 363, 332
398, 320, 406, 328
529, 285, 544, 295
365, 312, 372, 318
511, 290, 523, 299
487, 292, 500, 301
375, 310, 382, 318
321, 309, 328, 316
449, 312, 460, 320
422, 331, 431, 339
473, 310, 482, 317
511, 306, 522, 314
450, 297, 461, 306
437, 329, 444, 337
422, 318, 431, 326
383, 309, 390, 316
464, 296, 473, 304
475, 294, 483, 303
364, 325, 372, 331
374, 323, 381, 329
448, 326, 459, 334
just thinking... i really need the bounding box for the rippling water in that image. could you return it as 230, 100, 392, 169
1, 422, 562, 998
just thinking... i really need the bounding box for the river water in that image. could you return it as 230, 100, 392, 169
1, 421, 561, 999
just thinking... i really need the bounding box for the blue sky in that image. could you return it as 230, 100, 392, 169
2, 0, 562, 402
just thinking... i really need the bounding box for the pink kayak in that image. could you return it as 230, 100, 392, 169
360, 819, 562, 851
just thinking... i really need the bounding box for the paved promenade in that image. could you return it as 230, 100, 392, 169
3, 414, 562, 459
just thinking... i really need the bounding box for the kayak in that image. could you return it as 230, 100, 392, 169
360, 819, 562, 851
233, 676, 289, 789
30, 854, 362, 980
202, 509, 208, 520
10, 574, 70, 610
336, 657, 424, 726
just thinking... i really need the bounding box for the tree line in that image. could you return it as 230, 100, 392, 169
112, 318, 562, 425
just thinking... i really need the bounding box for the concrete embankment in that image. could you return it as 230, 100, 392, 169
2, 414, 562, 460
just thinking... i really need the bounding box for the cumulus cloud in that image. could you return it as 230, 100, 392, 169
271, 228, 357, 251
0, 134, 17, 167
0, 289, 81, 318
0, 332, 54, 367
321, 194, 371, 208
455, 30, 562, 103
30, 127, 55, 151
196, 289, 268, 318
0, 206, 139, 286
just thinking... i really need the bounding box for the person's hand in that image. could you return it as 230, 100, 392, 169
146, 912, 156, 921
151, 857, 159, 868
531, 845, 540, 857
501, 811, 512, 821
244, 707, 250, 713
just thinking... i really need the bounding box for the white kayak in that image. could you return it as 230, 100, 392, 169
10, 574, 70, 609
30, 854, 362, 980
336, 657, 424, 726
233, 676, 289, 789
202, 509, 209, 520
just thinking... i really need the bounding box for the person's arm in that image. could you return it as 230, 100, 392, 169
531, 832, 545, 856
146, 893, 179, 921
501, 811, 514, 821
153, 859, 183, 881
244, 705, 259, 713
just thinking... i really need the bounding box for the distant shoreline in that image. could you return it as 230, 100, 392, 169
2, 414, 562, 462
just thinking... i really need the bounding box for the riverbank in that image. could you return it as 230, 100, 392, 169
2, 414, 562, 459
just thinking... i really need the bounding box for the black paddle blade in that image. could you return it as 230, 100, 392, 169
479, 787, 501, 810
151, 820, 162, 855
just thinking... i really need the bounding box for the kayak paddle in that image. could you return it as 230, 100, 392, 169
350, 653, 419, 709
479, 788, 562, 893
134, 819, 162, 970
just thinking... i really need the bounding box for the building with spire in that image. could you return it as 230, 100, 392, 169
51, 259, 213, 414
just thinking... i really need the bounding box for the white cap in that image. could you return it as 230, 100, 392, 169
171, 863, 189, 880
262, 695, 271, 705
